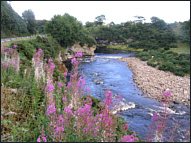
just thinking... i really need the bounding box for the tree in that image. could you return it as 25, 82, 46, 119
1, 1, 28, 37
94, 15, 106, 26
22, 9, 36, 34
45, 13, 96, 48
134, 16, 146, 23
85, 21, 94, 28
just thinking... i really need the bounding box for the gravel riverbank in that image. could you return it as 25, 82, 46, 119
120, 57, 190, 106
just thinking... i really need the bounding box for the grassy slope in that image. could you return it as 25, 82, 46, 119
106, 45, 143, 53
170, 23, 190, 54
170, 40, 190, 54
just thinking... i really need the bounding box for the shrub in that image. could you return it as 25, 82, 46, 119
159, 49, 165, 53
174, 71, 185, 77
140, 56, 149, 61
164, 47, 170, 50
158, 62, 175, 72
147, 61, 157, 67
179, 53, 190, 61
170, 44, 178, 48
143, 48, 148, 52
165, 51, 174, 54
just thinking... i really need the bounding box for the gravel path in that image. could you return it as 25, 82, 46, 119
120, 57, 190, 106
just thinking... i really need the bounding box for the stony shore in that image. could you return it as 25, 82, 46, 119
120, 57, 190, 106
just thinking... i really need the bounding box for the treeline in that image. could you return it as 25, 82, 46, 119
84, 15, 190, 50
1, 1, 47, 38
1, 1, 28, 37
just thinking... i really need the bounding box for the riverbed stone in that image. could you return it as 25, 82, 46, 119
119, 57, 190, 106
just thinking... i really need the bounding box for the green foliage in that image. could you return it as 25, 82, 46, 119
164, 47, 170, 50
1, 1, 28, 37
137, 49, 189, 76
140, 56, 149, 61
158, 62, 175, 72
81, 95, 103, 116
22, 9, 36, 34
94, 15, 106, 26
35, 19, 48, 34
147, 61, 157, 67
45, 13, 82, 47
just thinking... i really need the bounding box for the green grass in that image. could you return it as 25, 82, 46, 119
106, 45, 143, 53
170, 40, 190, 54
1, 36, 50, 48
1, 37, 37, 48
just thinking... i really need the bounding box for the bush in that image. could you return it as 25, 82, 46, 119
179, 53, 190, 61
164, 47, 170, 50
170, 44, 178, 48
158, 62, 175, 72
165, 51, 174, 54
147, 61, 157, 67
140, 56, 149, 61
174, 71, 185, 77
160, 49, 165, 53
143, 48, 148, 52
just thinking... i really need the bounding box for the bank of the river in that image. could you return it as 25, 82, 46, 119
120, 57, 190, 106
106, 45, 143, 53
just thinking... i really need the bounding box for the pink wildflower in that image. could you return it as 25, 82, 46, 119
46, 103, 56, 116
64, 72, 67, 77
13, 45, 18, 48
152, 113, 158, 120
85, 87, 91, 91
75, 52, 82, 57
71, 58, 77, 64
62, 97, 67, 102
67, 82, 71, 88
48, 58, 53, 62
163, 92, 171, 97
58, 82, 63, 87
64, 107, 72, 115
64, 90, 67, 93
122, 123, 129, 130
37, 137, 41, 142
44, 58, 47, 61
45, 83, 55, 93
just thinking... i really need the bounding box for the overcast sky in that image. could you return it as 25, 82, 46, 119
8, 1, 190, 25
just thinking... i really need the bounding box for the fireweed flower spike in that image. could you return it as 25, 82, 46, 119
58, 82, 63, 87
75, 52, 82, 57
48, 58, 53, 62
71, 58, 77, 64
13, 45, 18, 48
46, 103, 56, 116
64, 72, 67, 77
152, 113, 158, 120
163, 92, 171, 97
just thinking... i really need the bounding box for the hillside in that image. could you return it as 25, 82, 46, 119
1, 1, 29, 38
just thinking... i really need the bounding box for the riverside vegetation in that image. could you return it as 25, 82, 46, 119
1, 37, 190, 142
1, 2, 190, 141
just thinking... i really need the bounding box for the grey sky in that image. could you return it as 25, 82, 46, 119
8, 1, 190, 25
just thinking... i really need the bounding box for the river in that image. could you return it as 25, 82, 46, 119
67, 47, 190, 142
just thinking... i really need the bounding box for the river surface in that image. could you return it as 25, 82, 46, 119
68, 47, 190, 141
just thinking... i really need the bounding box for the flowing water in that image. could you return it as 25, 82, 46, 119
67, 47, 190, 141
